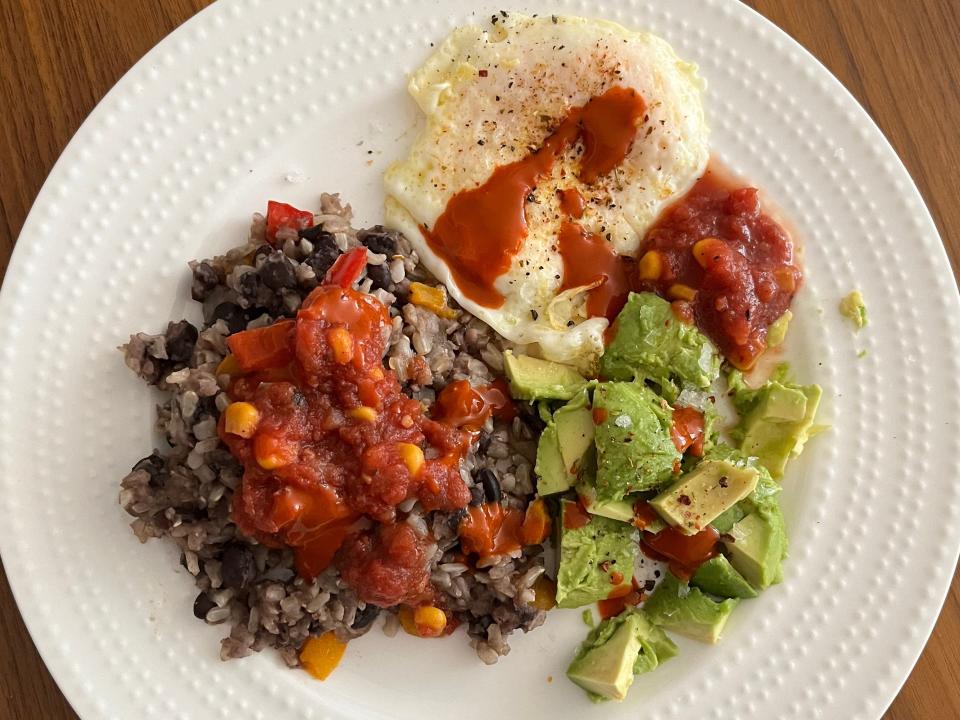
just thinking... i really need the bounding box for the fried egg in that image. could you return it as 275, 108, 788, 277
385, 13, 709, 372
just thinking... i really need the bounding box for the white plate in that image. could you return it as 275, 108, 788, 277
2, 1, 959, 719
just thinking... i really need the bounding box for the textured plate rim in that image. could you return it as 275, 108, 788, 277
0, 1, 957, 719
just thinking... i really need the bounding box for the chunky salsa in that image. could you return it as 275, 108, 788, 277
219, 250, 477, 607
636, 165, 801, 369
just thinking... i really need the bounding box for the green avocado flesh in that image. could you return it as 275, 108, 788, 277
691, 555, 758, 599
556, 500, 637, 609
600, 292, 720, 400
593, 381, 679, 501
503, 350, 589, 401
567, 610, 677, 702
643, 573, 739, 644
649, 459, 759, 535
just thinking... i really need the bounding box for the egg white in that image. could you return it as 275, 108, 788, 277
385, 13, 709, 372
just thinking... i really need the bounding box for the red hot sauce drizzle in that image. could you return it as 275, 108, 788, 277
421, 86, 646, 313
641, 525, 720, 581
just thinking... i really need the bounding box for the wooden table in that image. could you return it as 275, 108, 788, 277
1, 1, 958, 717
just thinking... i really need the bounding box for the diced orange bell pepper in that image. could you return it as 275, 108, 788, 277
226, 320, 295, 372
299, 632, 347, 680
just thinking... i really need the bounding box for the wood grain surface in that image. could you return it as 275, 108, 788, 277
1, 1, 958, 718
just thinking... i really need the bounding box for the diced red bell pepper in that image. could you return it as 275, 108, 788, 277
227, 319, 295, 372
324, 247, 368, 288
670, 406, 705, 456
265, 201, 314, 245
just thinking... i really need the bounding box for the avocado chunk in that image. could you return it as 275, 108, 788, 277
555, 391, 596, 473
723, 508, 787, 590
556, 499, 638, 608
535, 421, 574, 495
600, 292, 720, 400
567, 610, 677, 702
503, 350, 589, 401
643, 573, 739, 644
765, 310, 792, 348
593, 382, 680, 501
576, 481, 667, 532
576, 482, 636, 522
729, 366, 824, 478
691, 555, 758, 599
839, 290, 867, 331
649, 460, 759, 535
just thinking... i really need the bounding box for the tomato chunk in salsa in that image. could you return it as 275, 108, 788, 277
636, 165, 801, 369
219, 283, 475, 608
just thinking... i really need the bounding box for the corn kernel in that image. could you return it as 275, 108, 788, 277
327, 327, 354, 364
224, 402, 260, 438
396, 442, 425, 476
254, 434, 293, 469
299, 632, 347, 681
369, 367, 384, 380
398, 606, 418, 636
637, 251, 663, 280
348, 406, 378, 423
216, 353, 242, 377
692, 238, 724, 268
668, 283, 697, 302
409, 282, 458, 319
413, 605, 447, 637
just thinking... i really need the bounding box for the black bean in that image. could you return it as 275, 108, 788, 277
305, 243, 340, 279
468, 485, 484, 506
365, 262, 393, 291
165, 320, 199, 362
220, 542, 257, 590
357, 225, 399, 256
477, 468, 502, 504
211, 302, 248, 334
257, 250, 297, 290
298, 224, 335, 243
252, 244, 273, 263
517, 604, 540, 629
448, 507, 468, 533
191, 261, 221, 301
238, 270, 262, 300
193, 592, 216, 620
132, 452, 168, 488
351, 604, 380, 630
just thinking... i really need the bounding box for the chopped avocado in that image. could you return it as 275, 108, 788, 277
839, 290, 867, 330
556, 499, 638, 608
567, 611, 641, 702
535, 421, 575, 495
593, 382, 680, 501
503, 350, 590, 400
649, 460, 759, 535
691, 555, 758, 599
710, 504, 746, 534
600, 292, 721, 400
698, 444, 778, 531
554, 391, 596, 473
731, 369, 823, 478
766, 310, 792, 348
643, 573, 739, 644
576, 482, 637, 523
567, 610, 676, 702
724, 508, 786, 590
